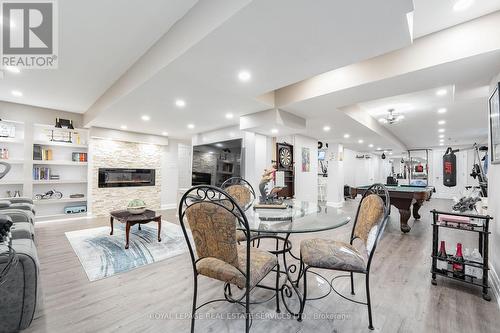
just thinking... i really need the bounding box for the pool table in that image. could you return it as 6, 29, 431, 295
350, 185, 435, 233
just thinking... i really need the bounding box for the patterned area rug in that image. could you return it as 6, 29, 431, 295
65, 221, 189, 281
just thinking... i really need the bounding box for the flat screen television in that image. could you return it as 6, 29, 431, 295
318, 151, 326, 160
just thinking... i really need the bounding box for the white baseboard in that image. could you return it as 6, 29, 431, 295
161, 204, 177, 210
489, 264, 500, 310
326, 201, 344, 208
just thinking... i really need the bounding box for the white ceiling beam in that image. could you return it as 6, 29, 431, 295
273, 10, 500, 108
83, 0, 253, 127
340, 105, 408, 151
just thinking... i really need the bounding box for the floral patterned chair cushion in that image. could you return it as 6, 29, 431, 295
185, 202, 239, 267
225, 185, 253, 210
300, 239, 366, 272
196, 245, 277, 289
353, 194, 384, 246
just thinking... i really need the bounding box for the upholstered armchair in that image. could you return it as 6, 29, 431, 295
298, 183, 390, 330
178, 185, 279, 333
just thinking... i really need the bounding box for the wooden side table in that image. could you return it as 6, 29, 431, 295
110, 209, 161, 249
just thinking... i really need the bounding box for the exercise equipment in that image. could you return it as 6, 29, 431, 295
443, 147, 458, 187
470, 143, 488, 197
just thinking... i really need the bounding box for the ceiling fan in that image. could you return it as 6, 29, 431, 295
378, 108, 404, 124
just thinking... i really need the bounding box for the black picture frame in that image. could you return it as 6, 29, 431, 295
489, 82, 500, 164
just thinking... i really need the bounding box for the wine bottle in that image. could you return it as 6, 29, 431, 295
452, 243, 465, 278
436, 240, 448, 272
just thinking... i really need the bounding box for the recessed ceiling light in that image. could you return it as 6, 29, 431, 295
208, 151, 214, 154
162, 131, 168, 136
343, 134, 350, 138
141, 115, 150, 121
438, 120, 446, 125
436, 89, 447, 96
5, 66, 20, 73
215, 143, 223, 147
323, 125, 331, 132
438, 128, 445, 133
438, 108, 447, 114
368, 144, 374, 148
377, 147, 382, 151
440, 139, 444, 142
453, 0, 474, 11
120, 125, 127, 130
225, 113, 234, 119
389, 152, 393, 155
358, 139, 364, 144
238, 70, 251, 82
187, 124, 195, 129
440, 143, 444, 146
271, 128, 278, 134
11, 90, 22, 97
439, 134, 445, 138
175, 99, 186, 108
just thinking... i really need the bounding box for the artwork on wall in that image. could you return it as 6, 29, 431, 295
301, 147, 310, 172
489, 83, 500, 164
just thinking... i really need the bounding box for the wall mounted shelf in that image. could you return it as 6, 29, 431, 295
33, 141, 88, 148
34, 197, 87, 205
32, 160, 88, 166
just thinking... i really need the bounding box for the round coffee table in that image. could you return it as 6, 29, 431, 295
109, 209, 161, 249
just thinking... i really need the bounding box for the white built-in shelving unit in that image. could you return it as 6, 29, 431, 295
0, 120, 90, 221
0, 120, 26, 199
31, 123, 89, 221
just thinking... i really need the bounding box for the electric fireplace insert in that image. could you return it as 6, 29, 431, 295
98, 168, 155, 188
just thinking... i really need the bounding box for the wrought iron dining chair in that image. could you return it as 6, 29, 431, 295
298, 183, 390, 330
178, 185, 279, 333
221, 177, 257, 243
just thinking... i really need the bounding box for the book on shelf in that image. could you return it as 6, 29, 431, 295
33, 167, 52, 180
33, 144, 53, 160
72, 152, 87, 162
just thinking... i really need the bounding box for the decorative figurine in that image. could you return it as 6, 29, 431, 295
257, 167, 285, 207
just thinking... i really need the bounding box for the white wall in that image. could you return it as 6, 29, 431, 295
161, 139, 191, 209
488, 72, 500, 293
293, 135, 318, 202
343, 149, 389, 187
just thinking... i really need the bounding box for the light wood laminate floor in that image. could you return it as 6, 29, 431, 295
26, 198, 499, 333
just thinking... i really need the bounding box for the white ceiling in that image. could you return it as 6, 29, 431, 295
88, 0, 414, 138
359, 85, 490, 149
1, 0, 500, 153
285, 50, 500, 152
413, 0, 500, 38
0, 0, 197, 112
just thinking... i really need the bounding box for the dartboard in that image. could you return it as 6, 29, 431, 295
279, 147, 292, 168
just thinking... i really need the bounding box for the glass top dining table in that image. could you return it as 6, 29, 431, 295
240, 201, 351, 234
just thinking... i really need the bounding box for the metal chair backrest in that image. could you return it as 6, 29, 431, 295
178, 185, 251, 276
221, 177, 256, 211
349, 183, 390, 270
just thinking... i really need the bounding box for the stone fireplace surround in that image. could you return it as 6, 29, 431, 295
90, 137, 162, 216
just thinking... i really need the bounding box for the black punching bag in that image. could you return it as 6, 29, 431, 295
443, 147, 457, 187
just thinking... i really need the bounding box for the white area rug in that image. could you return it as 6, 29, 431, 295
65, 221, 189, 281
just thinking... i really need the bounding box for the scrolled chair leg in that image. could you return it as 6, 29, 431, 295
366, 273, 374, 330
191, 274, 198, 333
276, 263, 281, 313
245, 287, 250, 333
350, 272, 355, 295
298, 266, 308, 322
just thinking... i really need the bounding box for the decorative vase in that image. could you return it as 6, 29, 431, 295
127, 199, 146, 214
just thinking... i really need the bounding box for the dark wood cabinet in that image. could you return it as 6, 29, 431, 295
275, 142, 294, 198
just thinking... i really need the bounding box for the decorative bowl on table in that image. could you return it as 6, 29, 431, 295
127, 199, 146, 214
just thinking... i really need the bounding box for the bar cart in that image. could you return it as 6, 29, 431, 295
430, 209, 492, 301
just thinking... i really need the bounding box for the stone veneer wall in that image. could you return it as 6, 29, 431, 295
91, 138, 162, 216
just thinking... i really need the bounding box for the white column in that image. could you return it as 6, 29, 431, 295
326, 143, 345, 207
